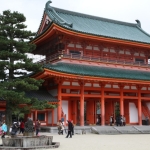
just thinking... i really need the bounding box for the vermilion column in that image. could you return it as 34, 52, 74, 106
73, 100, 77, 124
80, 83, 84, 126
57, 83, 62, 121
120, 86, 124, 116
45, 112, 47, 125
35, 110, 37, 121
101, 85, 105, 126
138, 86, 142, 125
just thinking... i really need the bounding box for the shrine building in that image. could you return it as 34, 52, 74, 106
30, 1, 150, 126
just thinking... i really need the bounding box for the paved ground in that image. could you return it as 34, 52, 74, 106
1, 132, 150, 150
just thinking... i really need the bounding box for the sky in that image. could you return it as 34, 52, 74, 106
0, 0, 150, 35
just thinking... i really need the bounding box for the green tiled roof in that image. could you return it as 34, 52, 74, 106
0, 90, 58, 102
0, 97, 5, 101
43, 2, 150, 44
26, 88, 58, 102
44, 62, 150, 81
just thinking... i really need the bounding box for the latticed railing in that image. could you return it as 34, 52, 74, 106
36, 52, 150, 68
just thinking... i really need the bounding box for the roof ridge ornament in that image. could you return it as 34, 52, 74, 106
135, 19, 141, 28
45, 1, 73, 28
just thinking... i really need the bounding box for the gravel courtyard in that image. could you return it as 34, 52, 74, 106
1, 133, 150, 150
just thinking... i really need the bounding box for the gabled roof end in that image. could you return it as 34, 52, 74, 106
45, 1, 73, 28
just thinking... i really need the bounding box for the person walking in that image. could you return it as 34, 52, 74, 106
19, 120, 25, 134
71, 120, 74, 135
60, 120, 65, 135
120, 115, 123, 126
57, 120, 62, 135
110, 116, 113, 126
123, 116, 126, 126
1, 122, 7, 138
35, 119, 41, 136
66, 120, 73, 138
11, 120, 19, 135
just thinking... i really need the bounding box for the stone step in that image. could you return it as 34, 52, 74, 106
41, 125, 150, 135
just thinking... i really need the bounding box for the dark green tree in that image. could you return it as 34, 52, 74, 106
0, 10, 56, 128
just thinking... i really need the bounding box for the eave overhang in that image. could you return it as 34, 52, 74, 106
32, 23, 150, 49
31, 68, 150, 85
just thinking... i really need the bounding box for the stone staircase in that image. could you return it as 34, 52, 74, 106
91, 125, 150, 134
41, 125, 150, 135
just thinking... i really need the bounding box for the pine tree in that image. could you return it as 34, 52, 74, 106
0, 10, 56, 128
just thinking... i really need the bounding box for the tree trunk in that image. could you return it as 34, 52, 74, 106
5, 100, 12, 132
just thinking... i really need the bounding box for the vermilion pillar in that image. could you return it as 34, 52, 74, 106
80, 83, 84, 126
57, 83, 62, 121
138, 86, 142, 125
101, 85, 105, 126
35, 110, 37, 121
120, 86, 124, 116
73, 100, 77, 124
68, 100, 72, 121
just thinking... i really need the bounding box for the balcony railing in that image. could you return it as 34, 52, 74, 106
36, 53, 150, 68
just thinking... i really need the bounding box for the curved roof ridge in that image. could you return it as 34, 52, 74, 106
53, 7, 137, 27
136, 25, 150, 37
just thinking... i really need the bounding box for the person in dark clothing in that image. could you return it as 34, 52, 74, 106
116, 116, 119, 126
35, 119, 41, 136
71, 120, 74, 135
66, 120, 73, 138
11, 121, 19, 135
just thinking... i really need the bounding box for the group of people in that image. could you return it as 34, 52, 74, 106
10, 120, 25, 135
57, 120, 74, 138
110, 115, 126, 126
0, 118, 41, 138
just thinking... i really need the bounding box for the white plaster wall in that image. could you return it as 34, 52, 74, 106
48, 111, 52, 124
48, 89, 57, 97
129, 103, 138, 123
72, 82, 79, 86
68, 43, 74, 47
62, 81, 70, 85
54, 108, 57, 124
131, 86, 136, 90
62, 101, 68, 120
113, 85, 119, 88
141, 87, 146, 90
124, 86, 129, 89
93, 83, 100, 87
105, 84, 111, 88
85, 83, 91, 87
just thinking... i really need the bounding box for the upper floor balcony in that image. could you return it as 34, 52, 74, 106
36, 52, 150, 69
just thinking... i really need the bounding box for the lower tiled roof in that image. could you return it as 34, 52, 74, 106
44, 62, 150, 81
26, 89, 58, 102
0, 97, 5, 101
